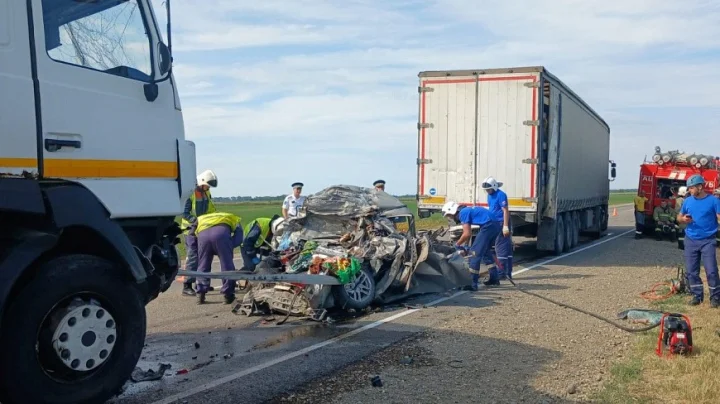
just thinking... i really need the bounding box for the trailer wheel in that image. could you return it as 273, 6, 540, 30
600, 205, 609, 232
553, 215, 565, 256
333, 265, 376, 311
563, 213, 573, 252
571, 212, 580, 248
0, 254, 146, 404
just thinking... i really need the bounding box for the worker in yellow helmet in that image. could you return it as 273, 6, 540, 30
194, 212, 247, 305
180, 170, 218, 296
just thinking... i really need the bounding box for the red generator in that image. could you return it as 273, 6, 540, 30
637, 146, 719, 235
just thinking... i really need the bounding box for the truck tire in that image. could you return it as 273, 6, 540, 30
553, 215, 565, 256
563, 212, 573, 252
571, 212, 580, 248
600, 205, 609, 232
333, 265, 376, 311
0, 254, 146, 404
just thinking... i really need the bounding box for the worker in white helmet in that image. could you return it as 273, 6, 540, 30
481, 176, 514, 279
442, 201, 503, 290
179, 169, 218, 296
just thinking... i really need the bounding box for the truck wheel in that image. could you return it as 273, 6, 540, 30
0, 254, 146, 404
600, 205, 609, 232
553, 215, 565, 256
571, 212, 580, 248
563, 212, 573, 252
333, 266, 376, 311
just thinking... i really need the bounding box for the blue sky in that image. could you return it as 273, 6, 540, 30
152, 0, 720, 197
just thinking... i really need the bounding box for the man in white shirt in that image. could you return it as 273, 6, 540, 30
282, 182, 306, 219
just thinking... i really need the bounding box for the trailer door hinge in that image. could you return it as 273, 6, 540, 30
418, 86, 435, 93
524, 82, 540, 88
522, 158, 538, 164
523, 120, 539, 126
417, 158, 433, 165
417, 122, 434, 130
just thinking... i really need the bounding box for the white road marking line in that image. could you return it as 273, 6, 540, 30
511, 229, 635, 277
151, 224, 635, 404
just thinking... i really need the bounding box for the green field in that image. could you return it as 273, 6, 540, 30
175, 192, 634, 258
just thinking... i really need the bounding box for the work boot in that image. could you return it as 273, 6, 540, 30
711, 299, 720, 309
689, 296, 703, 306
471, 273, 480, 291
483, 268, 500, 286
208, 286, 215, 292
224, 295, 236, 305
197, 293, 206, 305
182, 285, 196, 296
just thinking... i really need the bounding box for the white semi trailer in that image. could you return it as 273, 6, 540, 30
0, 1, 194, 403
415, 66, 617, 254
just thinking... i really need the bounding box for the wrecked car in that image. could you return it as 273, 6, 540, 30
236, 185, 472, 320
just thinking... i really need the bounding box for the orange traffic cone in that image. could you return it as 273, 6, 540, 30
612, 207, 618, 217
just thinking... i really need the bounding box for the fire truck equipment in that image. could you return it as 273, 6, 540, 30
638, 146, 720, 243
656, 313, 693, 357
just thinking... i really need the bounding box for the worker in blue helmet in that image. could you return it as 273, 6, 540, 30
442, 201, 503, 290
677, 174, 720, 307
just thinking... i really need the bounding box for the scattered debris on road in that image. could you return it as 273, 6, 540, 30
130, 363, 172, 383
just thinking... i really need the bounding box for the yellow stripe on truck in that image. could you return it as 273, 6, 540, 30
0, 158, 177, 179
508, 198, 533, 207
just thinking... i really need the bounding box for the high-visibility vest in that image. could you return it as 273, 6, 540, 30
181, 189, 216, 233
195, 212, 242, 235
243, 217, 272, 248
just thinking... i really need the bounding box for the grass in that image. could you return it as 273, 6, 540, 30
593, 277, 720, 404
175, 193, 633, 258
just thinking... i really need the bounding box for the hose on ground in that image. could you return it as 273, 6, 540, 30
505, 278, 662, 333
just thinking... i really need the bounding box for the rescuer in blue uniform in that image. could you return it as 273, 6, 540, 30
442, 201, 503, 290
482, 176, 514, 280
677, 174, 720, 307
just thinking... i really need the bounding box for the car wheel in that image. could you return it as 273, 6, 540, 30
0, 254, 146, 404
333, 266, 376, 311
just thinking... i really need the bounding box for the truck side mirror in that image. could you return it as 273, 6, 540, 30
158, 42, 172, 76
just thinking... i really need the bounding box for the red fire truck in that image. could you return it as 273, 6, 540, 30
638, 146, 720, 234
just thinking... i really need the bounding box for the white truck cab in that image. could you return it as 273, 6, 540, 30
0, 1, 194, 403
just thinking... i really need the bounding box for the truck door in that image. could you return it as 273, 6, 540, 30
417, 76, 478, 210
31, 0, 183, 217
0, 0, 39, 177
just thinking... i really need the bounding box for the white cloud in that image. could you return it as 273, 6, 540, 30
149, 0, 720, 195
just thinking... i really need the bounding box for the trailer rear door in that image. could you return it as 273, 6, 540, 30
417, 71, 540, 212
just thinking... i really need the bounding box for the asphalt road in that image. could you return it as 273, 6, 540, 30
111, 204, 639, 404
